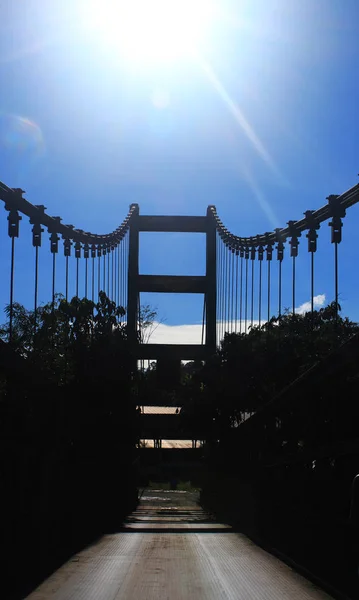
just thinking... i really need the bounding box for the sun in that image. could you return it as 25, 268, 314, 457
85, 0, 213, 65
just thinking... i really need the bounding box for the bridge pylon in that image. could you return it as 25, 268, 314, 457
127, 206, 216, 368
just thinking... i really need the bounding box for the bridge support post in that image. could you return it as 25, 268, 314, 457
127, 206, 217, 368
127, 204, 139, 356
206, 207, 217, 352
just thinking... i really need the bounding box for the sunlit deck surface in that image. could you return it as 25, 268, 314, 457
142, 406, 180, 414
140, 439, 194, 448
26, 490, 333, 600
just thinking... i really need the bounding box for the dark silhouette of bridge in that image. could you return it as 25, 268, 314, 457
1, 180, 359, 432
2, 179, 359, 599
1, 180, 356, 430
1, 180, 358, 357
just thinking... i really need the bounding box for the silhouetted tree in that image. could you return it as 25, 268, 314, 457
175, 303, 359, 439
0, 291, 127, 384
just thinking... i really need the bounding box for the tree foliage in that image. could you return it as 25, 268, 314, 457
138, 303, 162, 344
166, 303, 359, 436
0, 291, 128, 384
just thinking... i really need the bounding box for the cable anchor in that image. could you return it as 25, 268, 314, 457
327, 194, 345, 244
304, 210, 320, 253
287, 220, 301, 257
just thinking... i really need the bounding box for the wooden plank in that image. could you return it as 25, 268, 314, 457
139, 414, 201, 440
138, 215, 208, 233
26, 491, 334, 599
137, 275, 207, 293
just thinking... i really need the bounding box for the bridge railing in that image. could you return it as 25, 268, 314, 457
2, 178, 359, 349
0, 181, 135, 342
209, 181, 359, 342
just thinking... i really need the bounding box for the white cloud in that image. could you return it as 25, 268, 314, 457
150, 322, 204, 345
149, 320, 254, 344
145, 293, 326, 345
295, 294, 326, 315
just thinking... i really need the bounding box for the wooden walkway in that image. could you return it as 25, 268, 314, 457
26, 490, 333, 599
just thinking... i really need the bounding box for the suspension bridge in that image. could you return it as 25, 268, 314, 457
1, 180, 358, 354
1, 178, 359, 599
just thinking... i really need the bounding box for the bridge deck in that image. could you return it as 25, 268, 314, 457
26, 490, 333, 600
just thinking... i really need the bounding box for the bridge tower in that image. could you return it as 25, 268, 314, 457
127, 206, 216, 371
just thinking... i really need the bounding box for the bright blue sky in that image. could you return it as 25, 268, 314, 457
0, 0, 359, 332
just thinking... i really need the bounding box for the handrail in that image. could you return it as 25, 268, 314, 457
0, 180, 137, 245
2, 178, 359, 248
209, 182, 359, 249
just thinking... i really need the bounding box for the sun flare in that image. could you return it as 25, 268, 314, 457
86, 0, 213, 64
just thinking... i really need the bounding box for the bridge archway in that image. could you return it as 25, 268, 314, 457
127, 204, 217, 365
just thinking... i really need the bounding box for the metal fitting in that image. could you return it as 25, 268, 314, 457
287, 220, 301, 258
327, 194, 345, 244
63, 238, 72, 257
75, 241, 82, 259
7, 208, 22, 238
304, 210, 320, 253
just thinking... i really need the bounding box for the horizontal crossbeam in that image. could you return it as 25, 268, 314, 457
136, 344, 210, 360
137, 275, 207, 293
139, 414, 207, 440
137, 215, 208, 233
